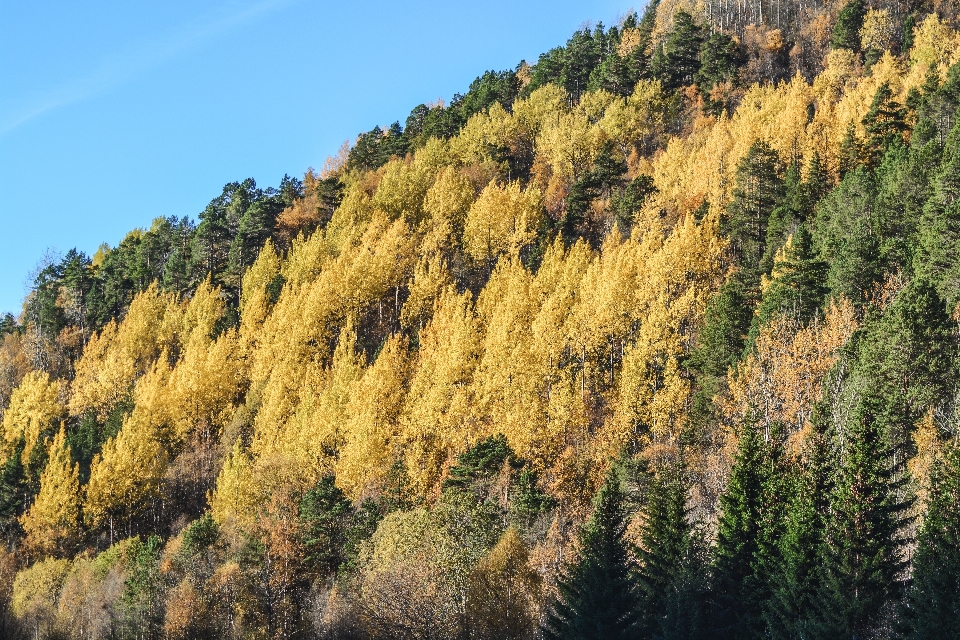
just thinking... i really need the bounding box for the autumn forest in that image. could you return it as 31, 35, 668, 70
2, 0, 960, 638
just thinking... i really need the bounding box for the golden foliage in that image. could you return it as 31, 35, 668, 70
721, 299, 859, 448
20, 427, 80, 557
463, 181, 544, 264
1, 370, 64, 461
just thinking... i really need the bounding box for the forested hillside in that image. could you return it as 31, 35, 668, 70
2, 0, 960, 637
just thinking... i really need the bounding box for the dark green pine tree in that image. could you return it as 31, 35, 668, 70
299, 475, 354, 578
872, 140, 937, 275
900, 444, 960, 639
543, 468, 640, 640
856, 279, 958, 457
831, 0, 866, 52
915, 117, 960, 306
711, 418, 769, 639
764, 418, 832, 639
804, 151, 831, 208
762, 161, 806, 274
811, 166, 880, 306
748, 224, 829, 347
652, 10, 705, 91
564, 142, 627, 243
861, 82, 910, 169
815, 404, 912, 639
0, 437, 28, 545
561, 27, 602, 102
696, 32, 744, 115
636, 461, 707, 639
723, 140, 786, 286
687, 278, 753, 431
838, 121, 864, 179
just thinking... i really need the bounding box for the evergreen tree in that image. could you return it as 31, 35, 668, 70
856, 279, 957, 458
873, 141, 936, 275
0, 438, 28, 546
613, 174, 657, 232
764, 419, 831, 639
711, 418, 769, 639
816, 403, 912, 639
749, 224, 829, 346
838, 121, 864, 179
915, 117, 960, 305
901, 444, 960, 639
543, 469, 640, 640
299, 475, 354, 577
652, 11, 705, 91
831, 0, 866, 52
117, 535, 165, 640
697, 32, 744, 115
723, 140, 786, 285
812, 166, 880, 305
690, 279, 753, 380
562, 27, 602, 102
804, 151, 831, 208
762, 161, 806, 274
564, 141, 627, 243
862, 82, 910, 169
636, 461, 707, 639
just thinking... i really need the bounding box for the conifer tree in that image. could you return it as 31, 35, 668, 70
804, 151, 831, 209
652, 11, 705, 91
838, 122, 864, 179
543, 468, 639, 640
812, 166, 880, 305
723, 140, 786, 285
764, 420, 831, 639
636, 461, 707, 639
831, 0, 866, 52
816, 404, 911, 639
299, 475, 354, 577
697, 32, 744, 115
915, 117, 960, 305
762, 161, 806, 273
749, 225, 829, 346
856, 279, 957, 456
711, 418, 769, 639
901, 444, 960, 639
862, 82, 909, 169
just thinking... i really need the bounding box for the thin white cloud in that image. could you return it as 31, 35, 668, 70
0, 0, 298, 136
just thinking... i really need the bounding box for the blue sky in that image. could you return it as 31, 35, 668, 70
0, 0, 634, 314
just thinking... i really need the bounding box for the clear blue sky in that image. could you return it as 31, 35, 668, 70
0, 0, 634, 315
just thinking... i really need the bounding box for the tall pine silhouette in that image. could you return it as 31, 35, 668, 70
543, 468, 640, 640
901, 444, 960, 638
636, 460, 707, 638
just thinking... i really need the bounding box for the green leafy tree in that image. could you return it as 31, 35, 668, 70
543, 468, 640, 640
